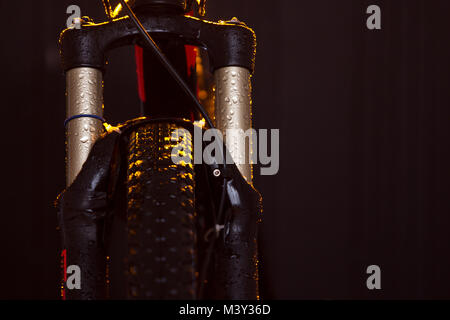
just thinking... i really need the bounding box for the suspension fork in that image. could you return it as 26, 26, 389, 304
59, 9, 258, 300
65, 67, 104, 187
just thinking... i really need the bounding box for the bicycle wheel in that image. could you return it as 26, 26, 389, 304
126, 122, 197, 299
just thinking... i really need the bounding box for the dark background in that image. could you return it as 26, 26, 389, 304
1, 0, 450, 299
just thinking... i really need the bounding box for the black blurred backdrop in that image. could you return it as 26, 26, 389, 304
1, 0, 450, 299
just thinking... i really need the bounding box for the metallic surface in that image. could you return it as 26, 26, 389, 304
66, 67, 104, 186
214, 67, 253, 183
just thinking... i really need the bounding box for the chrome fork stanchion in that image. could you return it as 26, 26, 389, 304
214, 66, 253, 184
65, 67, 104, 187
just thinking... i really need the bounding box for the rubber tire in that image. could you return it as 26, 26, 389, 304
126, 122, 197, 299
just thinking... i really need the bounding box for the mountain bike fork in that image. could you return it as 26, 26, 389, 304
58, 0, 261, 300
